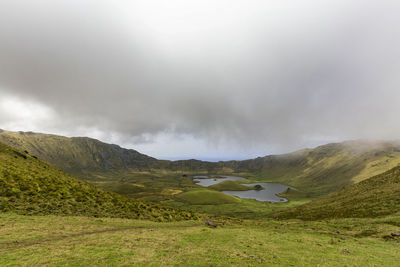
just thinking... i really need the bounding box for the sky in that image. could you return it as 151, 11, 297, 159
0, 0, 399, 161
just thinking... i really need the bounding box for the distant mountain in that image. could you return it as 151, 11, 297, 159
0, 130, 226, 177
0, 140, 195, 221
0, 130, 159, 174
240, 140, 400, 195
2, 130, 400, 196
273, 165, 400, 220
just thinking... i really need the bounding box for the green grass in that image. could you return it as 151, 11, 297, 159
0, 212, 399, 266
0, 142, 196, 221
174, 190, 240, 205
163, 197, 309, 219
208, 180, 257, 191
1, 131, 400, 265
274, 165, 400, 220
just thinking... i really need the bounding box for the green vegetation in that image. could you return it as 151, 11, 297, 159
275, 165, 400, 220
0, 212, 399, 266
0, 142, 195, 221
2, 131, 400, 199
0, 130, 160, 177
1, 130, 400, 265
163, 196, 309, 219
174, 190, 240, 205
208, 180, 258, 191
278, 188, 310, 200
238, 141, 400, 196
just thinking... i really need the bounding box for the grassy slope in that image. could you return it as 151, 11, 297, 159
0, 142, 195, 221
0, 212, 399, 266
239, 140, 400, 196
0, 130, 160, 177
2, 131, 400, 198
274, 165, 400, 220
175, 190, 240, 205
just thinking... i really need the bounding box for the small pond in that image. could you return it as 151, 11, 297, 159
192, 175, 295, 203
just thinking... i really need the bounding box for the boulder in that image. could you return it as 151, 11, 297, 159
254, 184, 263, 190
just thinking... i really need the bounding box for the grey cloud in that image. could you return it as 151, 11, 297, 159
0, 0, 400, 156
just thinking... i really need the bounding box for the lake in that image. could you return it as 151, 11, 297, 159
193, 175, 294, 202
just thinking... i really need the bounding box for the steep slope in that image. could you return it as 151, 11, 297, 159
0, 130, 227, 177
239, 141, 400, 195
0, 141, 195, 221
0, 130, 160, 174
274, 165, 400, 220
2, 130, 400, 196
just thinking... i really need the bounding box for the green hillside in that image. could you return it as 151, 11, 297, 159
0, 130, 160, 175
175, 190, 240, 205
240, 140, 400, 196
274, 165, 400, 220
2, 130, 400, 197
0, 141, 195, 221
0, 130, 231, 179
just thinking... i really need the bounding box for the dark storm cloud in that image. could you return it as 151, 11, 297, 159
0, 0, 400, 154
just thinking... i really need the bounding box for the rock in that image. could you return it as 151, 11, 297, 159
383, 235, 395, 241
342, 249, 350, 254
205, 220, 217, 228
254, 184, 263, 190
391, 232, 400, 237
13, 150, 27, 159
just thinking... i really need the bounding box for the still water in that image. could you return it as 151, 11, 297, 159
193, 175, 294, 202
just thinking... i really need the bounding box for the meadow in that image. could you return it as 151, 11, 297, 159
0, 212, 399, 266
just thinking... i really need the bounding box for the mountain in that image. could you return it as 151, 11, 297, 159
0, 141, 195, 221
2, 130, 400, 196
0, 130, 227, 178
273, 165, 400, 220
240, 140, 400, 196
0, 130, 160, 174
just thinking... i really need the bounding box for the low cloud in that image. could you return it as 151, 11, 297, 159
0, 0, 400, 158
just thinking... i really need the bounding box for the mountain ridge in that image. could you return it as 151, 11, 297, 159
0, 140, 195, 221
2, 130, 400, 196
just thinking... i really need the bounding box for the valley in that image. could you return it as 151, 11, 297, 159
1, 1, 400, 265
1, 130, 400, 266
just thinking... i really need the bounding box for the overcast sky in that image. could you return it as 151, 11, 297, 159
0, 0, 399, 161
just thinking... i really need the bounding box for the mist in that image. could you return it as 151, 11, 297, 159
1, 0, 400, 160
